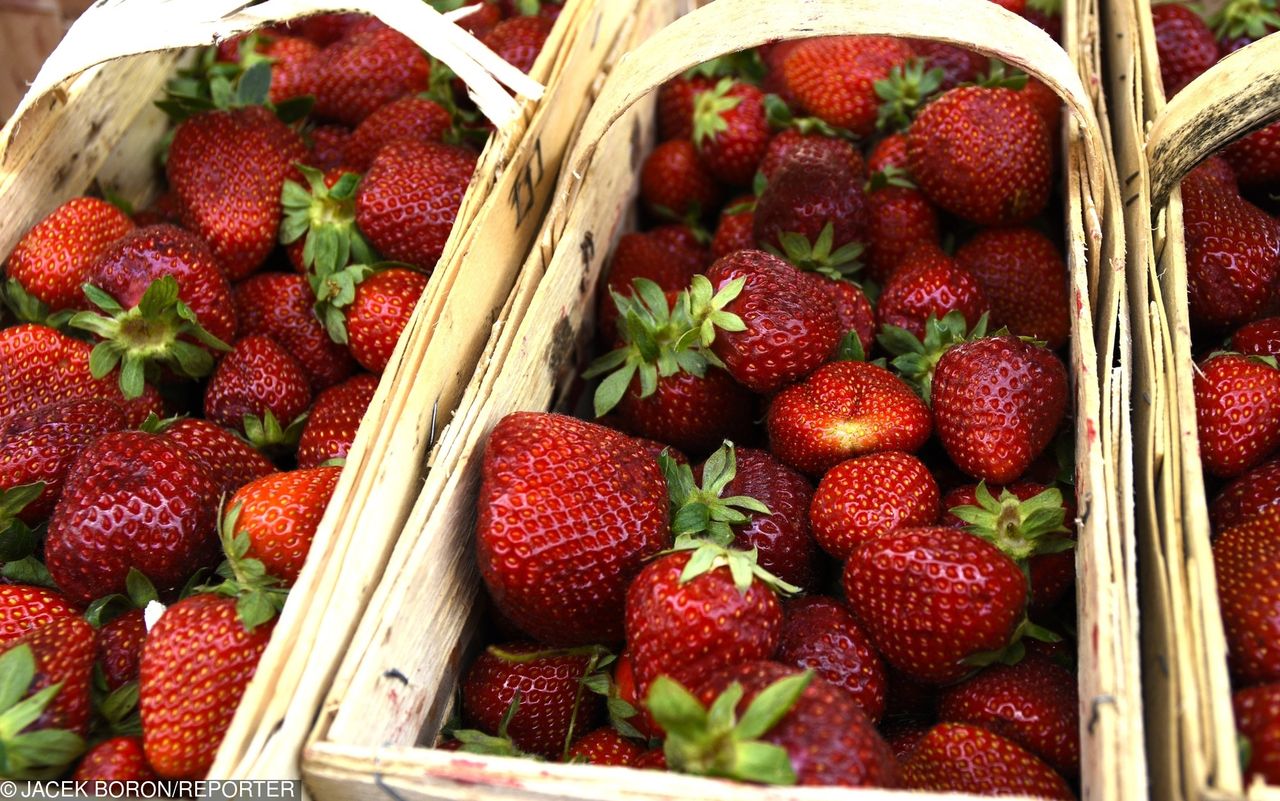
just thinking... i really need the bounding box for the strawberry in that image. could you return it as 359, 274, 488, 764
291, 12, 364, 45
1226, 122, 1280, 191
1181, 162, 1280, 332
259, 35, 320, 104
692, 79, 769, 187
658, 75, 716, 142
907, 85, 1051, 225
297, 373, 378, 469
757, 130, 866, 182
910, 40, 987, 90
613, 367, 755, 458
864, 163, 940, 285
805, 273, 877, 354
131, 191, 184, 228
343, 95, 453, 171
1234, 683, 1280, 784
766, 360, 933, 477
355, 140, 478, 272
204, 335, 313, 446
0, 324, 161, 426
634, 748, 668, 770
775, 597, 887, 722
808, 451, 939, 560
158, 418, 275, 498
1152, 3, 1219, 97
876, 245, 990, 339
456, 2, 504, 37
342, 267, 429, 374
597, 231, 702, 338
476, 413, 669, 645
226, 466, 341, 585
711, 199, 757, 259
74, 736, 156, 781
1194, 353, 1280, 478
1211, 0, 1280, 53
932, 336, 1068, 483
1024, 1, 1064, 41
480, 15, 553, 75
305, 124, 352, 172
1212, 459, 1280, 530
0, 398, 127, 523
565, 727, 644, 766
640, 140, 721, 220
168, 106, 307, 280
704, 250, 841, 392
881, 717, 932, 762
902, 723, 1074, 798
955, 227, 1071, 349
460, 643, 605, 758
1234, 316, 1280, 356
648, 660, 900, 786
4, 197, 133, 312
280, 166, 373, 281
780, 36, 916, 137
45, 431, 219, 604
989, 0, 1027, 10
1214, 508, 1280, 683
234, 271, 357, 391
311, 27, 431, 125
649, 224, 711, 269
97, 608, 146, 691
0, 585, 76, 647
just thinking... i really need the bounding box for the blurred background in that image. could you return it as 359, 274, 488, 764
2, 0, 91, 122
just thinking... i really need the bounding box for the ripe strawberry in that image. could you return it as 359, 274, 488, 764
168, 106, 307, 280
758, 130, 866, 182
140, 593, 276, 778
456, 1, 504, 37
634, 748, 668, 770
97, 608, 146, 691
658, 75, 716, 141
234, 272, 357, 391
881, 717, 932, 762
806, 274, 877, 354
649, 224, 711, 269
780, 36, 916, 137
1194, 353, 1280, 478
297, 373, 378, 469
775, 597, 887, 722
876, 246, 990, 339
955, 227, 1070, 349
0, 585, 76, 646
0, 324, 161, 426
0, 398, 126, 522
204, 335, 313, 444
305, 124, 352, 172
131, 191, 183, 228
989, 0, 1027, 11
597, 231, 702, 339
311, 27, 431, 125
1212, 459, 1280, 530
711, 199, 756, 259
74, 736, 156, 781
355, 140, 478, 272
705, 250, 841, 392
648, 660, 900, 786
480, 15, 553, 75
613, 367, 755, 458
1234, 683, 1280, 784
227, 466, 341, 585
4, 197, 133, 311
280, 166, 374, 283
767, 360, 933, 476
45, 431, 219, 603
343, 96, 453, 171
864, 165, 940, 285
159, 418, 275, 498
1227, 122, 1280, 190
1214, 508, 1280, 683
808, 451, 939, 559
291, 12, 364, 45
910, 40, 987, 90
907, 86, 1051, 225
932, 336, 1068, 483
692, 79, 769, 187
1024, 2, 1064, 41
1152, 3, 1219, 97
461, 643, 605, 758
1181, 162, 1280, 331
902, 723, 1073, 798
6, 616, 96, 735
260, 35, 320, 104
1212, 0, 1280, 53
1234, 317, 1280, 356
640, 139, 721, 219
565, 727, 644, 766
343, 267, 429, 374
476, 413, 669, 645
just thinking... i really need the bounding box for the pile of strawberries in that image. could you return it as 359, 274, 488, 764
0, 0, 557, 782
1154, 1, 1280, 788
454, 3, 1085, 798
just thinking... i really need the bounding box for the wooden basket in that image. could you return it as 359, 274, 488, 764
0, 0, 633, 781
1115, 2, 1280, 799
301, 0, 1145, 799
0, 0, 65, 122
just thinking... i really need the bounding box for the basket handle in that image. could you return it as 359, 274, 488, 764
1146, 34, 1280, 205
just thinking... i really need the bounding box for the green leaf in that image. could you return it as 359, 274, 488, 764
731, 741, 798, 785
645, 676, 707, 739
125, 568, 160, 608
592, 362, 637, 418
2, 557, 55, 588
735, 672, 810, 740
0, 683, 62, 738
98, 681, 139, 724
236, 60, 272, 106
0, 645, 36, 711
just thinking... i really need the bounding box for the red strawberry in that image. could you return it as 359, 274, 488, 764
456, 2, 504, 37
168, 106, 307, 280
613, 367, 755, 458
290, 12, 364, 45
311, 27, 431, 125
881, 717, 932, 762
204, 335, 313, 443
159, 418, 275, 498
96, 607, 146, 691
131, 191, 184, 228
876, 245, 990, 339
355, 140, 478, 272
234, 272, 357, 391
1181, 162, 1280, 331
1234, 317, 1280, 356
45, 431, 219, 604
280, 166, 372, 281
810, 277, 876, 354
767, 360, 933, 476
343, 268, 429, 374
1212, 0, 1280, 53
344, 96, 454, 172
1214, 508, 1280, 684
611, 650, 659, 739
657, 75, 715, 141
705, 250, 841, 393
775, 597, 887, 722
1235, 683, 1280, 784
5, 197, 133, 311
808, 451, 939, 560
1152, 3, 1219, 97
140, 593, 276, 778
864, 165, 940, 285
5, 616, 97, 735
480, 15, 553, 75
902, 723, 1074, 798
711, 197, 756, 259
565, 727, 644, 766
780, 36, 916, 137
596, 231, 702, 338
297, 373, 378, 469
692, 79, 769, 187
476, 413, 669, 645
955, 227, 1071, 349
932, 336, 1068, 483
226, 466, 341, 585
640, 139, 721, 219
1194, 353, 1280, 478
907, 86, 1051, 225
0, 398, 126, 522
910, 40, 987, 89
305, 124, 352, 171
461, 643, 604, 758
989, 0, 1027, 11
260, 35, 320, 104
758, 130, 866, 182
649, 224, 710, 268
74, 736, 156, 781
0, 585, 76, 646
1024, 2, 1064, 41
1212, 459, 1280, 530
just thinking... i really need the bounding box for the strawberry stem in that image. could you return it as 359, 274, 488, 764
662, 443, 771, 546
947, 482, 1074, 568
878, 310, 990, 403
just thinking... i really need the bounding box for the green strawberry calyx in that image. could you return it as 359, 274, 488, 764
666, 536, 800, 597
686, 52, 767, 85
0, 483, 44, 564
0, 644, 86, 779
1027, 0, 1062, 13
1, 280, 74, 330
157, 55, 313, 124
84, 568, 159, 629
661, 443, 772, 546
645, 671, 810, 785
1209, 0, 1280, 41
974, 60, 1030, 91
948, 482, 1075, 567
874, 58, 945, 132
692, 78, 745, 152
866, 165, 917, 193
583, 275, 745, 418
243, 408, 309, 453
280, 165, 377, 281
762, 94, 853, 140
964, 618, 1063, 670
423, 58, 490, 149
768, 222, 865, 281
447, 693, 538, 759
70, 275, 232, 400
201, 501, 289, 632
878, 310, 991, 403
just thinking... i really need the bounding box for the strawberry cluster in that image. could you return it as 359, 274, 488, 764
459, 9, 1082, 799
1155, 1, 1280, 787
0, 1, 558, 782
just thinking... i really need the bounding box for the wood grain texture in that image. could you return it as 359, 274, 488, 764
0, 1, 62, 122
